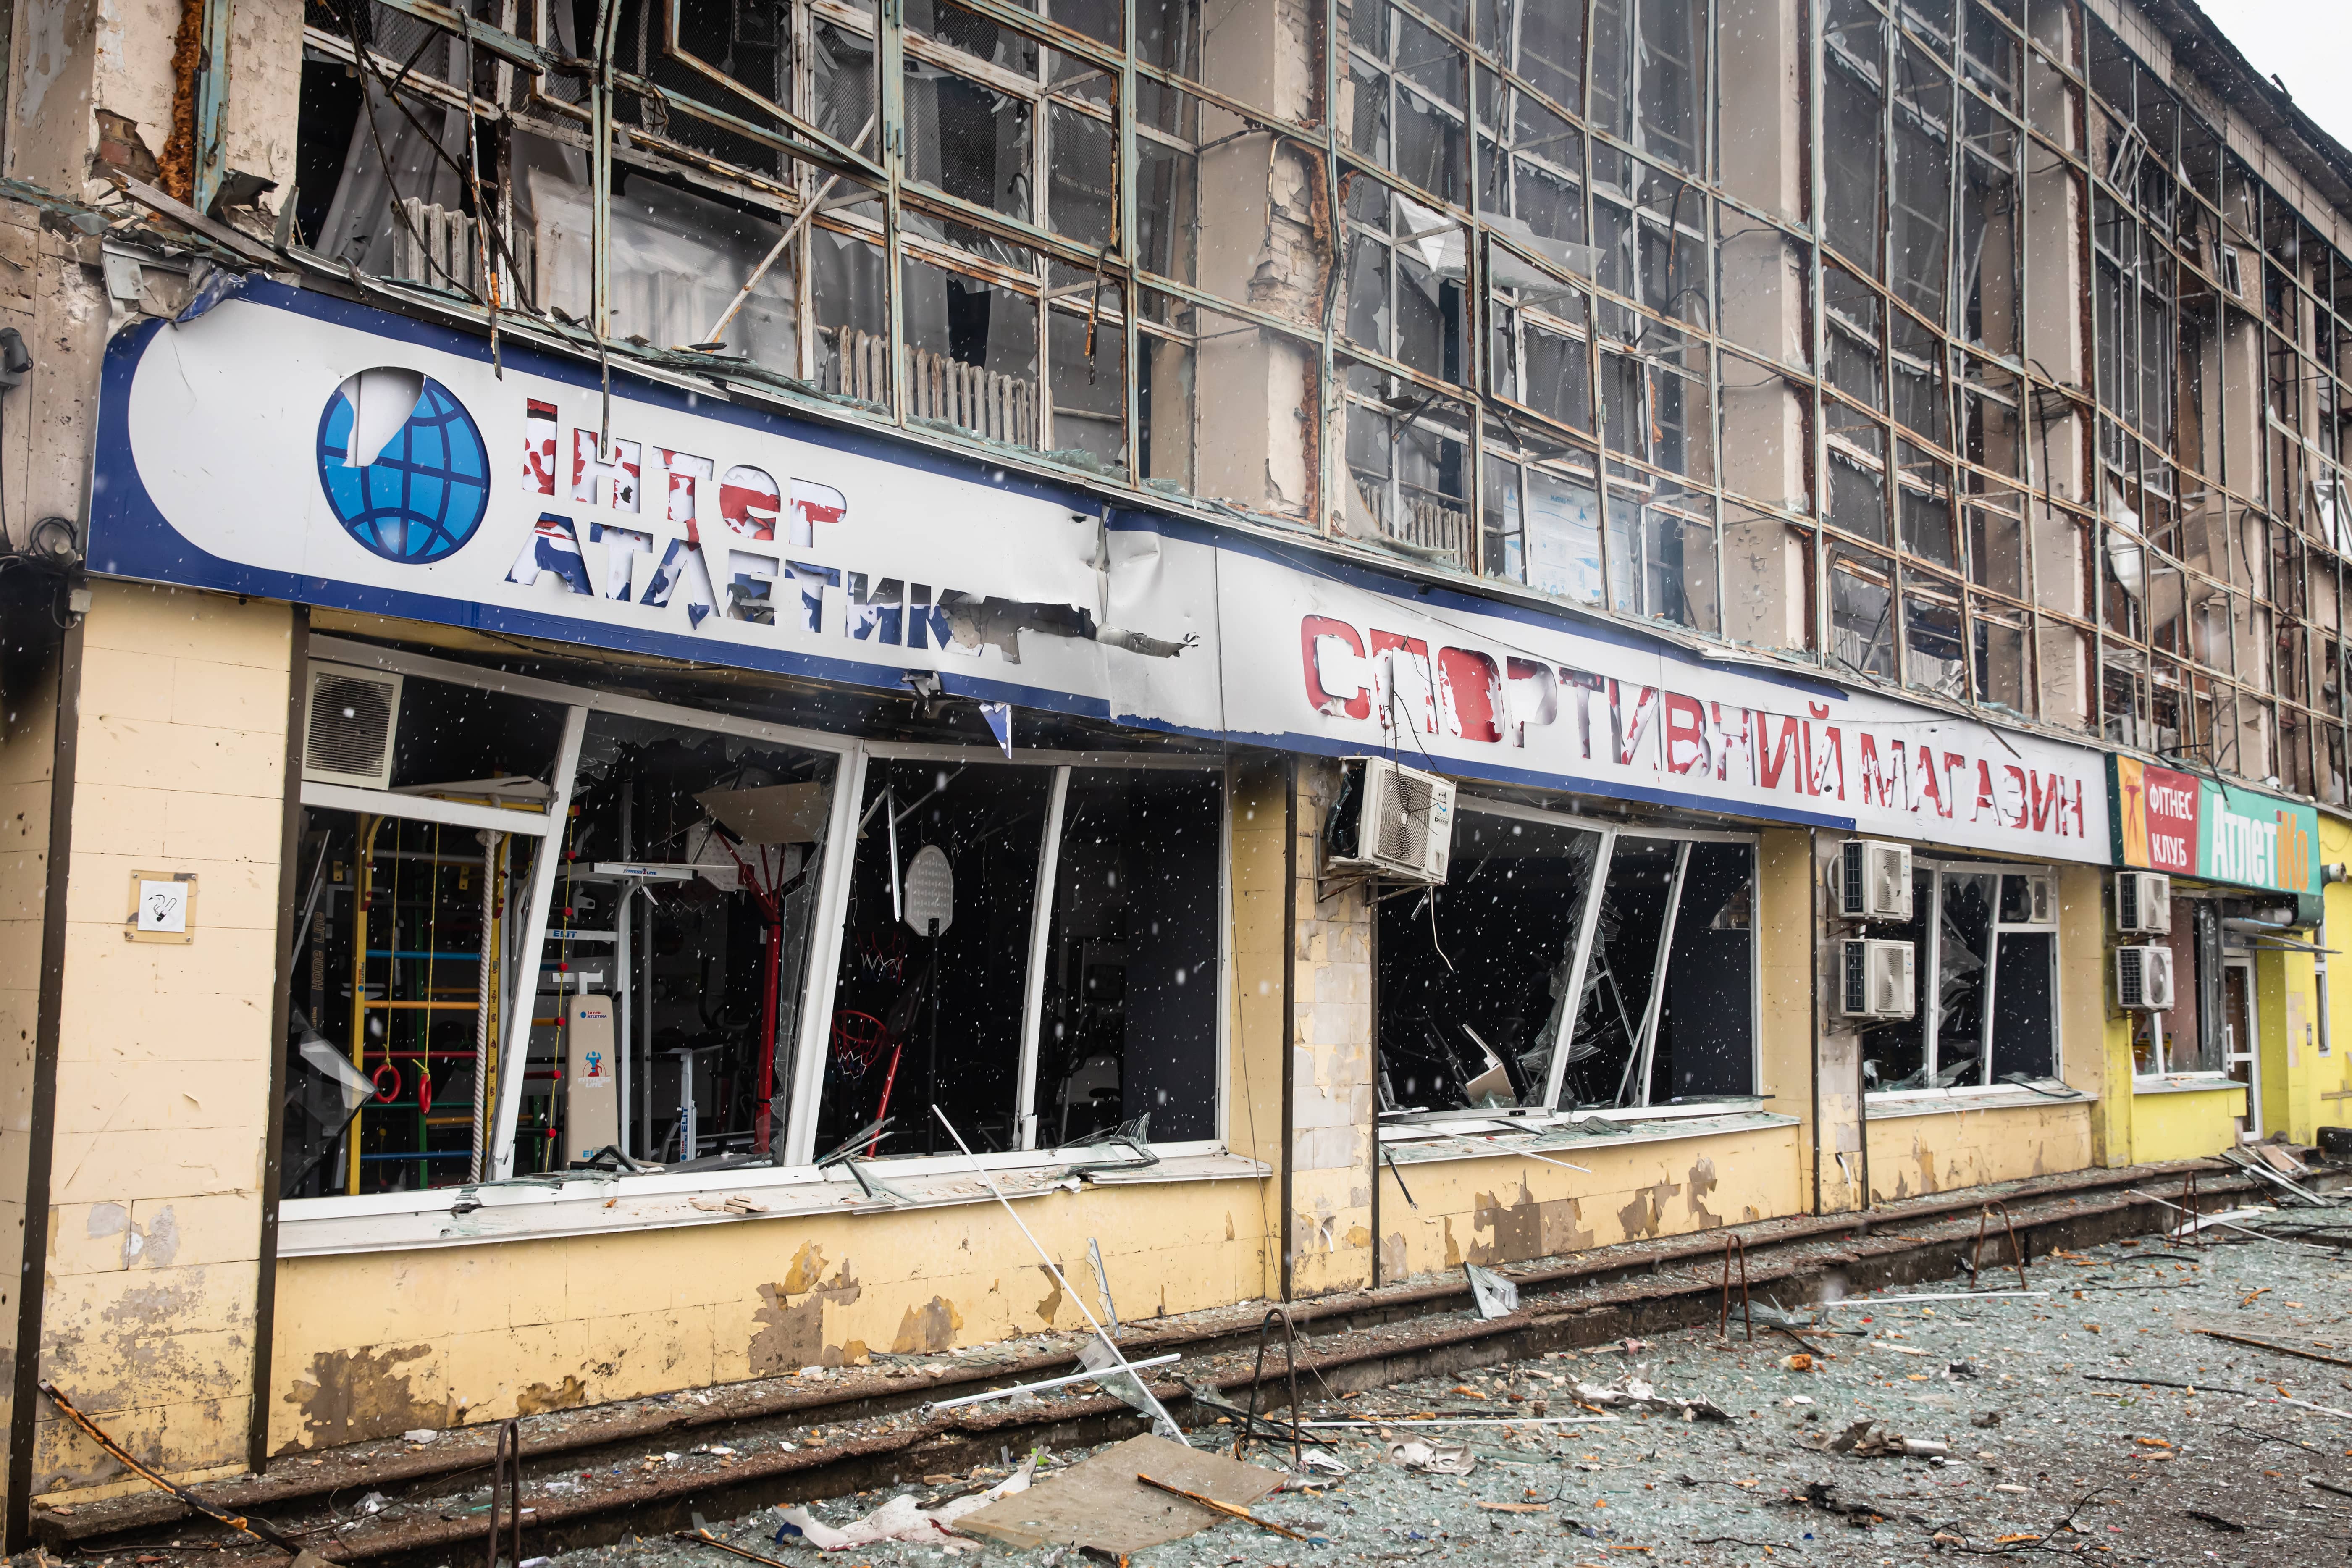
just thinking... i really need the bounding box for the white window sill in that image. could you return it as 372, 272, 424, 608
1864, 1080, 2093, 1120
2132, 1074, 2249, 1098
1376, 1098, 1772, 1143
1381, 1107, 1797, 1167
276, 1148, 1267, 1258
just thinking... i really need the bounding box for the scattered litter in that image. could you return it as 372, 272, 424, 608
688, 1194, 769, 1216
1293, 1449, 1350, 1478
775, 1453, 1034, 1552
2184, 1508, 2247, 1533
1778, 1353, 1814, 1373
1475, 1500, 1548, 1514
1811, 1419, 1947, 1458
401, 1429, 439, 1444
1386, 1440, 1477, 1475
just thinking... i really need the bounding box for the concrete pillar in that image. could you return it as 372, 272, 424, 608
24, 583, 291, 1499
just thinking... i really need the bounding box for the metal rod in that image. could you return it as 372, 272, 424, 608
472, 829, 501, 1182
698, 113, 878, 349
1299, 1415, 1620, 1428
921, 1353, 1181, 1413
929, 1103, 1189, 1445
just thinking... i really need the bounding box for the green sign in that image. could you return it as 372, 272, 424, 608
2110, 757, 2320, 898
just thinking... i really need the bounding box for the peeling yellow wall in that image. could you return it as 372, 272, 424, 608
1863, 1101, 2092, 1205
32, 584, 290, 1497
1288, 761, 1371, 1296
1226, 759, 1287, 1301
2129, 1086, 2248, 1164
1377, 1125, 1803, 1283
267, 1179, 1264, 1454
2314, 814, 2352, 1143
1756, 830, 1813, 1207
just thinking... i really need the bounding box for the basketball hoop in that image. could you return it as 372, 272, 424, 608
830, 1010, 890, 1077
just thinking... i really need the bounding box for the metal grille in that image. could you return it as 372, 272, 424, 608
306, 670, 400, 787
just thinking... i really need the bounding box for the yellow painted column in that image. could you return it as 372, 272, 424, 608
1286, 760, 1373, 1297
2318, 817, 2352, 1141
2064, 865, 2132, 1167
1226, 757, 1289, 1300
1755, 830, 1815, 1206
30, 583, 291, 1497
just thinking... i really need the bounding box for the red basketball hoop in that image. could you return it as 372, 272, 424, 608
830, 1010, 890, 1077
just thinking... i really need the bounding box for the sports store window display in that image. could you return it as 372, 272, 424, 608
279, 638, 1232, 1205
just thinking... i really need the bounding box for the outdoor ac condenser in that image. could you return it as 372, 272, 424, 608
1327, 756, 1456, 884
1835, 839, 1914, 920
1839, 938, 1917, 1020
303, 663, 404, 790
2116, 943, 2176, 1011
2116, 870, 2171, 934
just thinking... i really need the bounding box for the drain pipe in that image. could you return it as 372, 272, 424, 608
2322, 863, 2346, 1069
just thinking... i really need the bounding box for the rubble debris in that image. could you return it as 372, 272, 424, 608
1571, 1378, 1734, 1423
954, 1434, 1283, 1554
1811, 1419, 1948, 1458
774, 1454, 1034, 1552
1132, 1473, 1321, 1543
1464, 1262, 1520, 1320
1384, 1439, 1476, 1475
2184, 1508, 2247, 1532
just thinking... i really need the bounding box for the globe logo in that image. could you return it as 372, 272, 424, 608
316, 369, 491, 563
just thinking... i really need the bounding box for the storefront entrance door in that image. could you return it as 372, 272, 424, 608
2223, 958, 2258, 1139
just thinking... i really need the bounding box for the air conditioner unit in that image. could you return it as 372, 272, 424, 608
2116, 943, 2176, 1011
1835, 839, 1914, 920
1326, 756, 1456, 884
1840, 938, 1917, 1020
304, 664, 403, 790
2015, 871, 2058, 926
2116, 870, 2172, 934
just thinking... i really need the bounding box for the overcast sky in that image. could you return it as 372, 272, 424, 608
2199, 0, 2352, 153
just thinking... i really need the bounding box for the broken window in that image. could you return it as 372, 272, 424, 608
823, 762, 1051, 1157
1376, 815, 1756, 1117
564, 713, 840, 1165
1866, 863, 2059, 1093
1561, 834, 1758, 1108
1377, 811, 1606, 1113
822, 758, 1225, 1160
281, 669, 570, 1198
1031, 768, 1223, 1145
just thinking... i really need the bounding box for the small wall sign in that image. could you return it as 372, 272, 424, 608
126, 872, 197, 943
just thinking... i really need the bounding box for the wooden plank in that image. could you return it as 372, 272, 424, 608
956, 1434, 1285, 1555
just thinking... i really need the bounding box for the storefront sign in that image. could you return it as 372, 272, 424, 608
90, 285, 2112, 859
1209, 541, 2111, 858
2110, 756, 2319, 895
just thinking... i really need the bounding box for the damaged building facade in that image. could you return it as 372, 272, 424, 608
2, 0, 2352, 1528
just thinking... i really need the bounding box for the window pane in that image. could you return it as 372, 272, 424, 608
1926, 870, 1997, 1087
1648, 842, 1756, 1100
823, 763, 1050, 1156
1562, 836, 1681, 1107
1033, 769, 1223, 1143
1990, 930, 2055, 1079
570, 712, 841, 1162
1377, 812, 1604, 1111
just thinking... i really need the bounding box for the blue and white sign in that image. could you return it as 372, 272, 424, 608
89, 283, 2113, 855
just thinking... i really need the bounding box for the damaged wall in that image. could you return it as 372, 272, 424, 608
1375, 1125, 1804, 1283
263, 1177, 1265, 1456
1225, 757, 1289, 1303
1285, 760, 1372, 1296
1863, 1101, 2093, 1206
26, 583, 290, 1500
